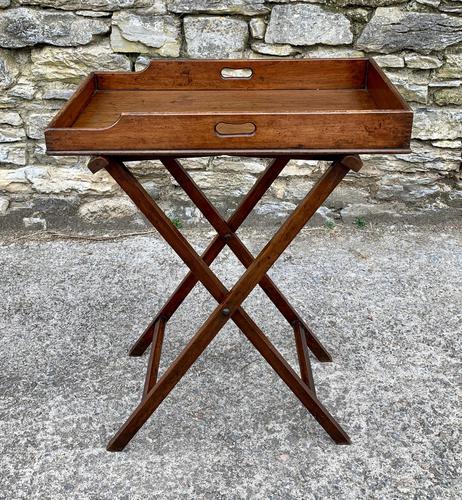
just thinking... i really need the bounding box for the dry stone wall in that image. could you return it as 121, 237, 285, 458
0, 0, 461, 229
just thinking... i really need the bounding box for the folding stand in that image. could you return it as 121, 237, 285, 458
88, 153, 363, 451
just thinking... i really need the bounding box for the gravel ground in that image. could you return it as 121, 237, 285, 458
0, 223, 461, 499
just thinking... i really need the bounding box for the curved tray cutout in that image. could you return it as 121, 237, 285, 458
215, 122, 256, 137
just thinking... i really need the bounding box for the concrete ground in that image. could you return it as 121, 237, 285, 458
0, 222, 461, 499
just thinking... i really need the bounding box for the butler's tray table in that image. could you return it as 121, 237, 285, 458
45, 58, 413, 451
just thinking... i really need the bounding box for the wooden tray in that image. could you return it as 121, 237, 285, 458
45, 58, 413, 157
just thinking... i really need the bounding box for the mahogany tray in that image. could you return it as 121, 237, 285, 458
45, 58, 413, 157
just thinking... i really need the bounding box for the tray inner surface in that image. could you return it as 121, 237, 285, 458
73, 89, 380, 129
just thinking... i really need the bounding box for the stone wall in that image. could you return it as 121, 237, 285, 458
0, 0, 461, 230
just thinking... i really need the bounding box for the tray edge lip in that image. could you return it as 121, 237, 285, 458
92, 56, 372, 78
45, 147, 413, 157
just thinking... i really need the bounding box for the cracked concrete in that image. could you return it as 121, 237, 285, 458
0, 223, 461, 499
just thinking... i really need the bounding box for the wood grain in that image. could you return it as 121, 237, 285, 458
97, 58, 368, 91
45, 58, 413, 155
73, 89, 379, 128
48, 73, 96, 128
47, 112, 413, 151
104, 156, 356, 451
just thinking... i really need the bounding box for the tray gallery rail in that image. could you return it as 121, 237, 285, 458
45, 58, 412, 157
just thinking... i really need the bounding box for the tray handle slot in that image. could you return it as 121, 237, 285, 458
220, 67, 253, 80
215, 121, 256, 137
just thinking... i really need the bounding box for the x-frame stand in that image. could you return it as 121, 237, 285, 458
88, 153, 363, 451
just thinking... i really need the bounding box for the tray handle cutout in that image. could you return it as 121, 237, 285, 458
220, 67, 253, 80
215, 121, 256, 137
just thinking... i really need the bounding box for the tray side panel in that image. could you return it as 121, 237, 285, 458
367, 60, 411, 110
96, 59, 368, 91
46, 112, 413, 153
47, 74, 96, 128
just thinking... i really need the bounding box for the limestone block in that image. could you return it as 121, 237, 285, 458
16, 1, 152, 11
432, 83, 462, 105
265, 4, 353, 46
436, 52, 462, 79
251, 42, 299, 56
111, 12, 181, 56
210, 156, 267, 174
0, 167, 31, 192
333, 0, 405, 5
31, 42, 130, 82
25, 112, 56, 140
75, 10, 111, 17
405, 54, 443, 69
0, 111, 22, 126
357, 7, 462, 54
25, 166, 116, 194
0, 195, 9, 215
79, 197, 139, 222
167, 0, 268, 15
0, 8, 109, 48
413, 108, 462, 140
439, 0, 462, 14
7, 77, 36, 100
374, 55, 405, 68
249, 18, 266, 39
0, 49, 20, 90
184, 16, 248, 58
384, 70, 429, 104
0, 126, 25, 142
189, 170, 256, 199
375, 172, 446, 202
303, 46, 364, 58
363, 141, 461, 176
0, 144, 27, 166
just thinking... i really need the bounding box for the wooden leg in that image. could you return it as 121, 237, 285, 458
108, 306, 349, 452
161, 157, 333, 363
142, 318, 166, 398
158, 156, 330, 376
128, 157, 288, 357
238, 317, 347, 441
97, 155, 361, 451
128, 157, 332, 362
293, 322, 315, 393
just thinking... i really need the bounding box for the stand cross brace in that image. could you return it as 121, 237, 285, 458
87, 153, 362, 451
128, 157, 331, 363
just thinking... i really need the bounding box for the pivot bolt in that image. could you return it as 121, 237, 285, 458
222, 308, 231, 316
